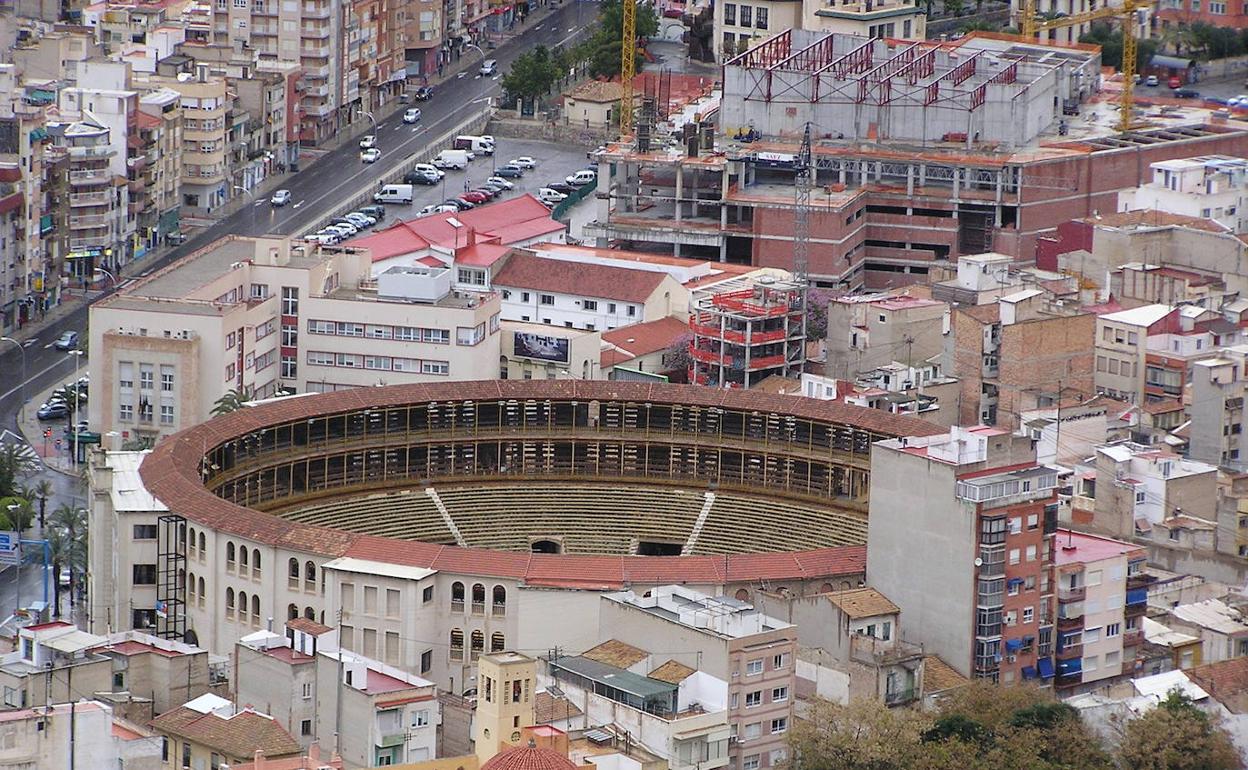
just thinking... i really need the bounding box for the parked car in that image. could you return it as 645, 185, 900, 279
448, 198, 476, 210
1173, 88, 1200, 99
1168, 76, 1183, 89
359, 205, 387, 221
306, 232, 341, 245
359, 134, 378, 150
510, 156, 538, 169
418, 203, 460, 216
537, 187, 568, 205
37, 402, 69, 420
461, 190, 490, 204
546, 182, 577, 194
344, 212, 376, 227
406, 169, 439, 185
481, 181, 508, 195
495, 164, 524, 178
1230, 95, 1248, 108
486, 176, 515, 190
328, 218, 361, 231
414, 86, 433, 100
566, 169, 597, 186
403, 108, 422, 124
53, 331, 78, 350
360, 148, 381, 164
474, 186, 502, 199
270, 189, 292, 206
1145, 74, 1159, 86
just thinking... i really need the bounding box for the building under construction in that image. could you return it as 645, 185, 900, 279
688, 275, 807, 388
585, 30, 1248, 290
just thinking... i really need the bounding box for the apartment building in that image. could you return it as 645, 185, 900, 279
87, 234, 500, 441
1190, 349, 1248, 469
1094, 304, 1181, 404
493, 252, 686, 332
1073, 441, 1218, 539
136, 88, 184, 253
136, 69, 229, 215
237, 620, 440, 767
1052, 530, 1151, 693
0, 701, 161, 770
1217, 472, 1248, 561
1119, 156, 1248, 235
824, 291, 945, 381
868, 426, 1059, 683
0, 622, 113, 709
91, 629, 219, 718
688, 275, 806, 388
151, 693, 302, 769
951, 289, 1094, 430
713, 0, 923, 62
596, 586, 796, 770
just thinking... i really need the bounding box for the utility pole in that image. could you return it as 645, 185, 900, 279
68, 665, 75, 770
334, 609, 344, 757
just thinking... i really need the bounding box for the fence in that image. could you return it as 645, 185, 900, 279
549, 178, 596, 220
319, 105, 496, 229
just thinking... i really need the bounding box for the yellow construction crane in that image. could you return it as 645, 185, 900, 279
1021, 0, 1146, 133
620, 0, 636, 133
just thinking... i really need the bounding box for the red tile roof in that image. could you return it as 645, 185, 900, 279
138, 382, 933, 585
601, 316, 689, 367
151, 707, 301, 760
352, 195, 562, 263
286, 617, 332, 635
493, 252, 668, 303
1088, 209, 1231, 234
1186, 657, 1248, 712
481, 745, 577, 770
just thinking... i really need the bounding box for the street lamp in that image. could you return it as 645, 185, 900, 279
232, 185, 257, 204
0, 337, 25, 422
67, 350, 84, 465
362, 111, 378, 138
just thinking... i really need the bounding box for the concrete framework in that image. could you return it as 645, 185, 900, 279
688, 277, 807, 388
719, 31, 1096, 147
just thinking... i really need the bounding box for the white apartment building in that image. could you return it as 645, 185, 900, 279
87, 234, 500, 441
1190, 347, 1248, 469
1093, 304, 1178, 404
713, 0, 924, 63
493, 252, 685, 333
0, 701, 161, 769
1120, 156, 1248, 234
237, 620, 440, 767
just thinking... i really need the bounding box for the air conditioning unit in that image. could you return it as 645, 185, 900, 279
1006, 655, 1017, 663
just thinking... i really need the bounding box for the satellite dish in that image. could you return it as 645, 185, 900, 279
973, 557, 984, 567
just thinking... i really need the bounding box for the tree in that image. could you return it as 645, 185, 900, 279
211, 386, 253, 416
0, 443, 37, 499
49, 504, 87, 609
502, 46, 560, 103
46, 526, 72, 618
662, 333, 694, 375
27, 479, 52, 530
786, 698, 930, 770
1118, 691, 1244, 770
581, 0, 658, 78
0, 497, 34, 533
1080, 23, 1159, 72
806, 288, 832, 341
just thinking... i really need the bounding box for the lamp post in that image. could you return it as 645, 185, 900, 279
7, 504, 20, 617
362, 111, 378, 138
1, 337, 25, 422
232, 185, 257, 204
67, 350, 84, 464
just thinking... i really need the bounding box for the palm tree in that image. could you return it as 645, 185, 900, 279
0, 497, 35, 533
28, 480, 52, 531
49, 504, 87, 608
211, 386, 253, 416
0, 443, 37, 499
46, 526, 71, 618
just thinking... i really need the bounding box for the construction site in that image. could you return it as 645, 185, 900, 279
584, 30, 1248, 290
687, 275, 808, 389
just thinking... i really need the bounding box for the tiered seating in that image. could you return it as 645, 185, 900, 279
435, 484, 704, 554
688, 492, 867, 554
279, 490, 456, 543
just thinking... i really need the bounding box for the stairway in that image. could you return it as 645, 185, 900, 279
426, 487, 468, 548
681, 491, 717, 555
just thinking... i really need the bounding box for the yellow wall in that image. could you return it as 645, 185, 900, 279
388, 754, 480, 770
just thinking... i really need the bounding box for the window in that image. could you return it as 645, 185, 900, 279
281, 286, 299, 315
1008, 548, 1020, 565
1027, 513, 1038, 530
422, 585, 434, 603
412, 709, 430, 727
1105, 650, 1121, 668
739, 5, 751, 26
422, 360, 449, 375
1083, 655, 1098, 672
302, 682, 312, 699
421, 649, 433, 674
1009, 518, 1022, 535
282, 324, 297, 347
161, 366, 174, 391
723, 2, 735, 23
627, 305, 637, 317
491, 631, 505, 652
771, 686, 788, 702
301, 719, 312, 736
746, 659, 763, 675
745, 691, 761, 707
160, 405, 174, 425
119, 402, 134, 422
770, 717, 787, 734
756, 6, 767, 27
1025, 545, 1037, 562
133, 524, 158, 540
1106, 622, 1121, 638
1084, 627, 1102, 644
1022, 606, 1034, 624
743, 756, 760, 770
773, 653, 788, 668
539, 294, 554, 305
1086, 570, 1103, 586
132, 564, 157, 585
521, 292, 531, 303
119, 362, 134, 390
582, 299, 598, 311
743, 723, 761, 740
281, 355, 297, 379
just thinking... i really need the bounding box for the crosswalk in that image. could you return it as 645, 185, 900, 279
0, 430, 41, 465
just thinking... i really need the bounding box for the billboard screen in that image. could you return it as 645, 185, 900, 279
513, 332, 570, 363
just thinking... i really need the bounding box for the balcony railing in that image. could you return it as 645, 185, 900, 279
1056, 642, 1082, 659
69, 191, 110, 207
471, 601, 485, 616
1057, 586, 1085, 602
1056, 614, 1083, 631
850, 634, 924, 666
67, 145, 115, 158
1122, 629, 1145, 647
884, 687, 917, 706
69, 214, 110, 228
493, 602, 506, 617
1126, 573, 1156, 591
450, 599, 464, 613
69, 169, 110, 184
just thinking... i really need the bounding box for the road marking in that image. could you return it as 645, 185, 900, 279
42, 343, 53, 350
411, 127, 421, 133
0, 354, 79, 404
293, 201, 304, 208
394, 124, 404, 131
252, 200, 266, 207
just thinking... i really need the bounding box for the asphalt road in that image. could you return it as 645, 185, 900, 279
0, 0, 597, 433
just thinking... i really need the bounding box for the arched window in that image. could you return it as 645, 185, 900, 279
735, 588, 750, 602
252, 549, 261, 575
472, 583, 485, 613
289, 558, 300, 579
492, 585, 507, 615
451, 582, 465, 609
187, 572, 196, 599
470, 630, 484, 660
198, 532, 205, 555
226, 588, 235, 616
178, 568, 185, 589
188, 527, 196, 554
491, 632, 505, 652
251, 594, 260, 623
450, 629, 464, 661
288, 604, 299, 620
227, 542, 236, 569
305, 607, 315, 620
239, 548, 249, 570
305, 561, 316, 583
238, 591, 248, 621
820, 583, 834, 594
198, 577, 205, 606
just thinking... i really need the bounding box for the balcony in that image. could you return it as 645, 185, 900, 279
850, 635, 925, 667
1122, 629, 1145, 647
378, 734, 405, 748
884, 687, 917, 707
1127, 573, 1156, 591
302, 3, 331, 17
493, 602, 506, 617
69, 213, 110, 228
69, 169, 110, 185
1055, 672, 1082, 689
450, 599, 464, 613
1056, 614, 1083, 631
301, 23, 331, 37
302, 64, 331, 78
301, 42, 331, 57
70, 236, 109, 250
68, 145, 116, 159
251, 23, 279, 34
1057, 585, 1085, 602
305, 84, 330, 97
69, 191, 111, 207
471, 601, 485, 616
1056, 642, 1082, 659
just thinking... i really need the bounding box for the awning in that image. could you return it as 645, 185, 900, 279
1057, 658, 1082, 676
1007, 577, 1025, 586
1037, 658, 1054, 679
1021, 666, 1038, 680
1005, 638, 1023, 652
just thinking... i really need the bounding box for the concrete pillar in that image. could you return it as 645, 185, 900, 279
719, 239, 728, 263
690, 170, 699, 218
907, 165, 914, 197
675, 164, 684, 223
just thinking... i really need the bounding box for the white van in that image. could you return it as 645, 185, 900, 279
433, 149, 471, 170
453, 136, 495, 155
565, 169, 597, 186
373, 183, 414, 204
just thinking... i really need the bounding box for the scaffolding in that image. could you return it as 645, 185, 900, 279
688, 277, 807, 389
156, 514, 187, 641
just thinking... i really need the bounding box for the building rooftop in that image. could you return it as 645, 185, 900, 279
103, 451, 168, 513
648, 659, 696, 684
922, 655, 970, 694
1186, 657, 1248, 711
581, 639, 649, 669
550, 656, 678, 700
1170, 599, 1248, 637
534, 690, 584, 723
481, 743, 578, 770
493, 252, 668, 303
604, 584, 792, 638
1099, 304, 1176, 328
1086, 209, 1234, 234
1143, 617, 1200, 648
825, 587, 900, 619
600, 316, 688, 368
1053, 529, 1144, 566
151, 701, 302, 759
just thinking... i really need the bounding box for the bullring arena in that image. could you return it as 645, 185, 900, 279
92, 380, 942, 685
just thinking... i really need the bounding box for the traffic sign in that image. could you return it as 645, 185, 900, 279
0, 532, 22, 566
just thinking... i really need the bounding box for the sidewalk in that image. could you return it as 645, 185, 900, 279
16, 380, 85, 478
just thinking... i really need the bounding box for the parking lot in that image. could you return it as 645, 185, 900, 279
307, 136, 598, 238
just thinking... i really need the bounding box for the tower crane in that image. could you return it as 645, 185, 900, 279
620, 0, 636, 133
1021, 0, 1147, 133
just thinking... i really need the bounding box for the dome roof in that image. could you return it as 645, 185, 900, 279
481, 744, 578, 770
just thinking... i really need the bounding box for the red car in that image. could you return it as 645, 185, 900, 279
1168, 76, 1183, 89
461, 190, 490, 204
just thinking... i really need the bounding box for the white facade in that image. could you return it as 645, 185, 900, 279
0, 701, 160, 770
1120, 156, 1248, 234
497, 282, 682, 332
